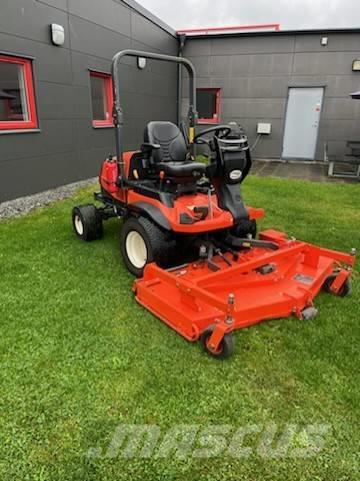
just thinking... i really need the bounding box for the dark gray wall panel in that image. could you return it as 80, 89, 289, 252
318, 119, 359, 140
294, 33, 360, 52
319, 140, 347, 157
68, 16, 131, 59
233, 53, 293, 77
36, 0, 68, 11
76, 147, 115, 179
72, 86, 94, 120
0, 120, 76, 162
184, 34, 360, 161
131, 39, 178, 76
322, 98, 360, 120
229, 76, 290, 99
292, 51, 358, 76
183, 39, 211, 57
37, 82, 76, 120
222, 98, 286, 119
289, 75, 360, 98
131, 12, 177, 53
185, 75, 291, 99
182, 56, 210, 77
249, 138, 282, 158
0, 0, 178, 201
75, 120, 115, 151
211, 36, 295, 55
0, 151, 77, 200
68, 0, 131, 37
0, 32, 73, 84
130, 68, 177, 97
1, 0, 70, 46
210, 55, 232, 76
70, 52, 113, 87
121, 92, 177, 121
36, 82, 91, 121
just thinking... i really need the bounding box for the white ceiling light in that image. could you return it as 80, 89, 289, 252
50, 24, 65, 46
137, 57, 147, 70
321, 37, 328, 46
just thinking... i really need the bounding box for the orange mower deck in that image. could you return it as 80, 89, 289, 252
134, 230, 355, 358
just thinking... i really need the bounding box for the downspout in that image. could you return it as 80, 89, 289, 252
177, 34, 187, 126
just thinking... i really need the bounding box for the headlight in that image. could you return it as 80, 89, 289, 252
229, 170, 242, 181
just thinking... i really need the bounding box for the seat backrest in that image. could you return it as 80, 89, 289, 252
144, 121, 187, 163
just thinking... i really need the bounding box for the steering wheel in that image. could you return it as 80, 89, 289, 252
193, 125, 232, 146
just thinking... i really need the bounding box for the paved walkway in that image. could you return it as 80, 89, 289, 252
252, 159, 358, 183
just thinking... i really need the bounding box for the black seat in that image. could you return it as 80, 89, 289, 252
144, 121, 205, 179
155, 161, 205, 179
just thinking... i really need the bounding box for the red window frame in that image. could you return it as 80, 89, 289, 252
197, 87, 222, 124
0, 54, 38, 131
89, 70, 114, 128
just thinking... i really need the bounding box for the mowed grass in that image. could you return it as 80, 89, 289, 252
0, 175, 359, 481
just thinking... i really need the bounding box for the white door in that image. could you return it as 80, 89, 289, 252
282, 87, 324, 160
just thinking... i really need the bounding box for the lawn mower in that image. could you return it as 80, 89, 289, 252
72, 49, 356, 359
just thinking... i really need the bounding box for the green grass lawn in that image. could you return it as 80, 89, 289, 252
0, 176, 359, 480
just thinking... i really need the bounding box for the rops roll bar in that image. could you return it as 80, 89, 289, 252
111, 49, 198, 185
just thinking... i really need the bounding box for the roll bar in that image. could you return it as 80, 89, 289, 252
111, 49, 198, 185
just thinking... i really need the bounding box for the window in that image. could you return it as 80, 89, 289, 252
90, 71, 113, 127
0, 55, 38, 131
197, 88, 221, 124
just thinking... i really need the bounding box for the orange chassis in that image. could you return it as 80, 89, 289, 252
134, 229, 355, 355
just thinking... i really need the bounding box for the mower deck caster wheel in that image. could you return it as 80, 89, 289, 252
323, 274, 352, 297
301, 306, 319, 321
72, 204, 103, 241
200, 325, 234, 360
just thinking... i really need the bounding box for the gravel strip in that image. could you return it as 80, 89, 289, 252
0, 177, 97, 220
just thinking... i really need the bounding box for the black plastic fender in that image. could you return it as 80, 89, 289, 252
131, 202, 171, 231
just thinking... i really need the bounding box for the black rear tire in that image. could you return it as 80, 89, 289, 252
120, 215, 176, 277
72, 204, 103, 241
200, 325, 234, 360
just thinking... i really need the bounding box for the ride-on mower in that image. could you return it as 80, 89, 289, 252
72, 50, 356, 359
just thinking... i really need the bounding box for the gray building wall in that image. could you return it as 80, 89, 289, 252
182, 32, 360, 160
0, 0, 178, 201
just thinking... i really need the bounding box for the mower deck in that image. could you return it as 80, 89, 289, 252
134, 230, 355, 356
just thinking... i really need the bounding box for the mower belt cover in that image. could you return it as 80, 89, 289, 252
133, 230, 355, 357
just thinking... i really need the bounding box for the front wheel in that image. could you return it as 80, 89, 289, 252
120, 216, 176, 277
200, 325, 234, 360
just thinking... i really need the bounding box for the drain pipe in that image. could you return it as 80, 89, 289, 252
177, 34, 187, 126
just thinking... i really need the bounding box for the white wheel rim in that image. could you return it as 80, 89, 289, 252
126, 231, 148, 269
74, 214, 84, 235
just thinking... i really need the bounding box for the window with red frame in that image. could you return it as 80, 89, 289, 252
0, 55, 38, 131
90, 71, 113, 127
197, 88, 221, 124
